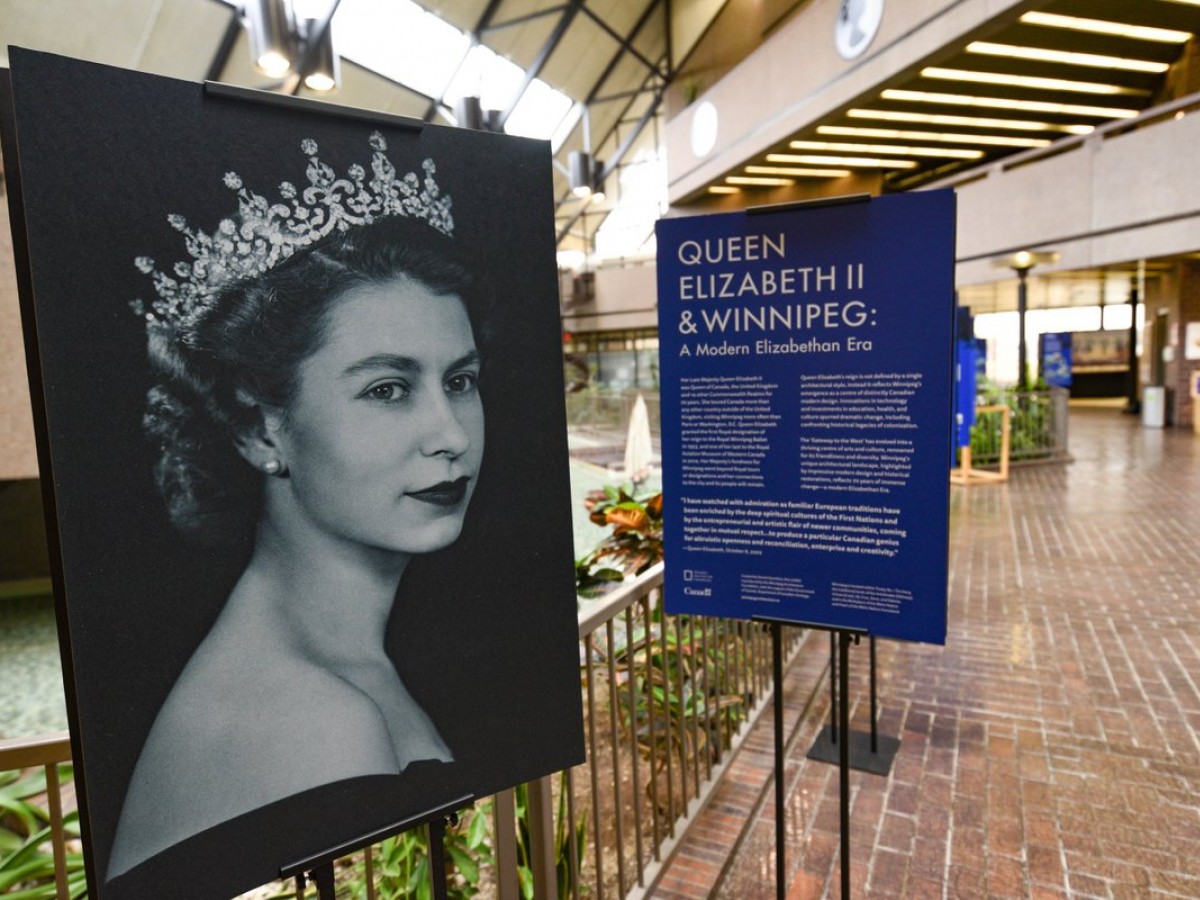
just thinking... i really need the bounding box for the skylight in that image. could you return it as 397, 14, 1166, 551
334, 0, 469, 100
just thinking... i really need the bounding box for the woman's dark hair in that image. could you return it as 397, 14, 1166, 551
142, 216, 485, 546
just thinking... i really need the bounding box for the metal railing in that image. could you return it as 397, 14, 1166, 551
0, 731, 74, 898
966, 387, 1069, 467
0, 565, 804, 900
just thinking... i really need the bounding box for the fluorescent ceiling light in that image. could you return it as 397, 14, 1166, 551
818, 125, 1051, 148
1019, 11, 1192, 44
767, 153, 917, 169
726, 176, 795, 186
788, 139, 982, 159
708, 186, 741, 194
746, 165, 852, 177
882, 89, 1139, 119
921, 67, 1149, 97
967, 41, 1169, 74
848, 107, 1094, 134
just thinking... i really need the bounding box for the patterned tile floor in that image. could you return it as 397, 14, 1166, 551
649, 407, 1200, 899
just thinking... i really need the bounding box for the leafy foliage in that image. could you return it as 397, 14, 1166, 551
340, 806, 491, 900
576, 487, 664, 597
0, 765, 87, 899
512, 775, 587, 900
968, 382, 1057, 464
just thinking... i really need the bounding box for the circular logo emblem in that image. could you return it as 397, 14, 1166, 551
835, 0, 885, 60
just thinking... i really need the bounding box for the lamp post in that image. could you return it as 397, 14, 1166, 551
993, 250, 1059, 390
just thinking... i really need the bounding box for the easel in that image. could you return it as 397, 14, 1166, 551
281, 794, 474, 900
754, 618, 871, 900
950, 404, 1011, 484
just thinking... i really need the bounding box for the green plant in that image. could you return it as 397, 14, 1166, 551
967, 381, 1056, 464
575, 487, 663, 597
0, 765, 87, 899
340, 806, 490, 900
512, 775, 587, 900
596, 612, 749, 773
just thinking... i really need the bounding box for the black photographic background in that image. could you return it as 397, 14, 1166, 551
8, 47, 583, 899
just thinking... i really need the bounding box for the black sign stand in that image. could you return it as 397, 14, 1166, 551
807, 634, 900, 775
281, 795, 472, 899
754, 617, 867, 900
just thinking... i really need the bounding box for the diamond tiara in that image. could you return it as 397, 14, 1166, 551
132, 130, 454, 343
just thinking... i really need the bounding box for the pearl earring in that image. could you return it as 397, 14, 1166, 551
263, 459, 283, 476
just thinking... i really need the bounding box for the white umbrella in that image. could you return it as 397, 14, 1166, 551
624, 393, 654, 485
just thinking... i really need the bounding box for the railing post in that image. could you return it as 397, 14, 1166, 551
528, 776, 559, 900
45, 762, 68, 900
494, 789, 520, 900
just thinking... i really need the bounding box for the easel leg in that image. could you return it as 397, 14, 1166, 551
428, 816, 450, 900
838, 631, 853, 899
829, 631, 839, 745
869, 635, 878, 754
311, 862, 335, 900
772, 622, 786, 900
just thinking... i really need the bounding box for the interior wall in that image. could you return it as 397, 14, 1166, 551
0, 195, 38, 481
952, 112, 1200, 288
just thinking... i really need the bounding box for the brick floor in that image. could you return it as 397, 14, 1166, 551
646, 408, 1200, 899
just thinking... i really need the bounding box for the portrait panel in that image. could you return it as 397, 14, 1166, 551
6, 48, 583, 899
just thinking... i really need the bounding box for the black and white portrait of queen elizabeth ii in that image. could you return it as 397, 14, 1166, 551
8, 49, 583, 900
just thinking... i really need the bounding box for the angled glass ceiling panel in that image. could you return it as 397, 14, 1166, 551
334, 0, 471, 99
483, 5, 561, 69
507, 78, 575, 138
442, 43, 525, 114
542, 15, 620, 98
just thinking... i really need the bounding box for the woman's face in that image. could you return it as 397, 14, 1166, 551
266, 274, 484, 557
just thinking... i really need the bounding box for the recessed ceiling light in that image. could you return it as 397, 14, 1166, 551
967, 41, 1169, 74
1019, 11, 1192, 44
882, 89, 1139, 119
817, 124, 1052, 147
846, 107, 1094, 133
726, 176, 795, 186
921, 67, 1150, 97
746, 165, 852, 177
789, 139, 983, 159
766, 153, 917, 169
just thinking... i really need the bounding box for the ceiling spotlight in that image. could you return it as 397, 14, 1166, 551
301, 18, 339, 92
568, 151, 595, 198
245, 0, 295, 77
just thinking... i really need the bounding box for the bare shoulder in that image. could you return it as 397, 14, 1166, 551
107, 652, 398, 880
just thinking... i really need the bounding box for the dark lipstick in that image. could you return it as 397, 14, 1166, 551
407, 476, 471, 507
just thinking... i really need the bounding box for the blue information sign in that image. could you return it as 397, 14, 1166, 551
1041, 332, 1073, 387
655, 191, 955, 644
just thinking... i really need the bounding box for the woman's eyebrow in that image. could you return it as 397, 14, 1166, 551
447, 350, 481, 371
341, 349, 480, 378
341, 354, 420, 377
